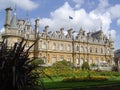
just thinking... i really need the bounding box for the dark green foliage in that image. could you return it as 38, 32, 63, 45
81, 62, 90, 70
32, 58, 45, 66
0, 39, 44, 90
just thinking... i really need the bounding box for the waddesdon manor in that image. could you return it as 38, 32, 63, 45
0, 7, 114, 67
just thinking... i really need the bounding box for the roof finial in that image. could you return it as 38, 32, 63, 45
109, 32, 111, 38
100, 21, 102, 30
14, 4, 16, 13
26, 11, 29, 19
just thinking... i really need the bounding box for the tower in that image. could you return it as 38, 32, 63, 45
4, 7, 12, 32
34, 19, 40, 58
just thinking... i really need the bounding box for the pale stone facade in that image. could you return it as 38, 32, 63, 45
1, 7, 114, 67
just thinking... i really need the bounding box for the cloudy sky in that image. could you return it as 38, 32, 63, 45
0, 0, 120, 50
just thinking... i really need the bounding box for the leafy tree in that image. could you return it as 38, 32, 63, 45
0, 39, 45, 90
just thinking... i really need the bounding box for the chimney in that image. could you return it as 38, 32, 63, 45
44, 25, 49, 33
5, 7, 12, 27
60, 28, 64, 34
35, 19, 39, 33
35, 19, 39, 39
67, 28, 72, 35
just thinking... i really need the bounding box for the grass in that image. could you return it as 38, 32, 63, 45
43, 76, 120, 89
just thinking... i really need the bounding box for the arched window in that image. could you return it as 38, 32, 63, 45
107, 49, 110, 54
52, 43, 56, 50
89, 59, 93, 65
90, 47, 92, 53
42, 56, 46, 63
42, 42, 46, 49
67, 44, 71, 51
80, 58, 84, 66
60, 56, 64, 61
101, 48, 103, 53
60, 44, 64, 50
95, 48, 98, 53
76, 45, 79, 51
52, 57, 56, 64
81, 46, 84, 52
67, 57, 70, 62
85, 47, 88, 52
76, 58, 79, 65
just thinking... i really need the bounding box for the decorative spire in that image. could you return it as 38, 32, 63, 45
14, 4, 16, 13
26, 11, 29, 20
109, 32, 111, 39
100, 21, 102, 30
10, 4, 18, 28
13, 4, 17, 16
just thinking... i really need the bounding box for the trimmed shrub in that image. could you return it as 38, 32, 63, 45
62, 76, 108, 82
81, 62, 90, 70
44, 60, 73, 77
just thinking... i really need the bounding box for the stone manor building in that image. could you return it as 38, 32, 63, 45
1, 7, 114, 67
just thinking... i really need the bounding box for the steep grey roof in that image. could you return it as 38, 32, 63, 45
91, 30, 102, 37
10, 13, 18, 27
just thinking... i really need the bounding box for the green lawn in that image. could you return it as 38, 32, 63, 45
43, 76, 120, 89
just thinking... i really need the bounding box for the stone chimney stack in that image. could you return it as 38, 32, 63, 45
34, 19, 40, 59
60, 28, 64, 34
45, 25, 49, 33
35, 19, 39, 34
5, 7, 12, 27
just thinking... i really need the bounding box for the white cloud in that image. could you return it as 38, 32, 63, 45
0, 0, 39, 11
72, 0, 84, 9
109, 4, 120, 19
0, 28, 4, 33
98, 0, 109, 9
117, 18, 120, 26
39, 2, 115, 39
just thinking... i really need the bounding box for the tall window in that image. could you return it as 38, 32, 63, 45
67, 57, 70, 62
60, 56, 64, 61
81, 46, 84, 52
52, 57, 56, 64
42, 42, 46, 49
85, 47, 88, 52
60, 44, 64, 50
76, 58, 79, 65
80, 58, 84, 66
101, 48, 103, 53
90, 47, 92, 53
67, 44, 71, 51
95, 48, 98, 53
52, 43, 56, 50
107, 49, 110, 54
89, 59, 92, 65
76, 45, 79, 51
